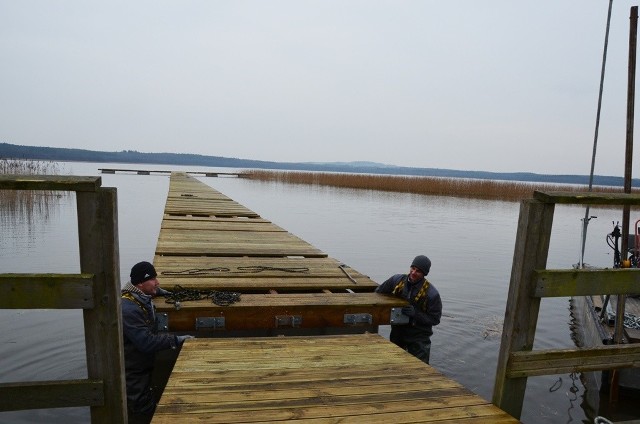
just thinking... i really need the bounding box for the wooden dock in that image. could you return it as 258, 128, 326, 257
150, 172, 519, 423
152, 172, 406, 335
152, 334, 519, 423
99, 168, 242, 177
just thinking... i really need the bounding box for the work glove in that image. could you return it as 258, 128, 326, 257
401, 305, 416, 317
156, 287, 172, 296
176, 335, 195, 345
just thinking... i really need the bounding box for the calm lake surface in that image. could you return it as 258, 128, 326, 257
1, 161, 638, 423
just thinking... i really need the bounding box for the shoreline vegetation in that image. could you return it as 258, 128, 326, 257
243, 169, 635, 202
0, 159, 65, 223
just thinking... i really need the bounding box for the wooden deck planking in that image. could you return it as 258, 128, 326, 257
152, 334, 518, 423
153, 172, 404, 332
154, 256, 378, 292
161, 217, 285, 232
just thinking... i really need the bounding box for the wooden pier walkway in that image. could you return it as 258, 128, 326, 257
152, 172, 406, 334
99, 168, 242, 177
152, 334, 519, 423
150, 172, 519, 423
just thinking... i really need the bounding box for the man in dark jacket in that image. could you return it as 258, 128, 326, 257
121, 261, 192, 423
375, 255, 442, 364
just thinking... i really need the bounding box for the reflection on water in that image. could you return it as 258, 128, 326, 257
0, 162, 638, 423
0, 160, 69, 238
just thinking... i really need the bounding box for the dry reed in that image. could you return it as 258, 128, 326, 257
0, 159, 65, 224
242, 169, 631, 202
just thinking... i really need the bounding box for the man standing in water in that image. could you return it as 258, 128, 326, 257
121, 261, 193, 423
375, 255, 442, 364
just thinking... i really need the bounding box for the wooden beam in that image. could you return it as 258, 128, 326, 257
493, 199, 554, 419
534, 268, 640, 297
77, 188, 127, 423
507, 344, 640, 377
534, 190, 640, 206
0, 274, 94, 309
0, 175, 101, 192
0, 379, 104, 411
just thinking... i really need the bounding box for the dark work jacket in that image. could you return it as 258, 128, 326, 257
375, 273, 442, 338
121, 283, 177, 412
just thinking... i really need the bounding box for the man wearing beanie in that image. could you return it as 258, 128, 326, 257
121, 261, 193, 423
375, 255, 442, 364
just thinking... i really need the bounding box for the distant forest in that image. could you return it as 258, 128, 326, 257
1, 142, 635, 187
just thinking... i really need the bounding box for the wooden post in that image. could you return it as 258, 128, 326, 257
77, 187, 127, 423
492, 199, 555, 419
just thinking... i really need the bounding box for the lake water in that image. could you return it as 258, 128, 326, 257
1, 161, 638, 423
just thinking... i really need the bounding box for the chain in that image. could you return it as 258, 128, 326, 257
161, 265, 309, 276
162, 285, 241, 307
235, 266, 309, 273
605, 310, 640, 330
624, 312, 640, 330
161, 267, 230, 276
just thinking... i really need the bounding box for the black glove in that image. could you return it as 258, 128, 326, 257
401, 305, 416, 317
156, 287, 172, 296
176, 335, 195, 345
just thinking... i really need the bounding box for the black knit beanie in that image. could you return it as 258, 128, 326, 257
130, 261, 157, 285
411, 255, 431, 275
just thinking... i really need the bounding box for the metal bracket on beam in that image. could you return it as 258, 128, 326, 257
389, 308, 410, 325
344, 313, 373, 325
275, 315, 302, 328
195, 316, 226, 330
156, 313, 169, 332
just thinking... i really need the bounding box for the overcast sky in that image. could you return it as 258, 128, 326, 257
2, 1, 640, 176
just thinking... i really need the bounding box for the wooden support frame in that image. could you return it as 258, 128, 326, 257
492, 198, 554, 418
492, 191, 640, 419
0, 175, 127, 423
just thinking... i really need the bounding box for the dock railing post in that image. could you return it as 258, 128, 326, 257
492, 199, 555, 419
77, 187, 127, 423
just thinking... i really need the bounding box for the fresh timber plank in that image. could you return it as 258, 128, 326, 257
152, 334, 518, 423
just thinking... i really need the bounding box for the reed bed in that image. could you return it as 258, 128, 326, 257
242, 169, 632, 202
0, 159, 66, 224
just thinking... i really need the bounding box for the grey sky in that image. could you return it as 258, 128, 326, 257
1, 1, 639, 176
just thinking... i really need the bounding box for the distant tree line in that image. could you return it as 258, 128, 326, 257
0, 142, 634, 187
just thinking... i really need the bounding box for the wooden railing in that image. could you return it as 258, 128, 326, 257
493, 191, 640, 419
0, 175, 127, 423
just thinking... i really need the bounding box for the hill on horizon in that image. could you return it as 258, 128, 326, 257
0, 141, 635, 187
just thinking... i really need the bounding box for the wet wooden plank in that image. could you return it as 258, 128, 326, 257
152, 334, 518, 423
